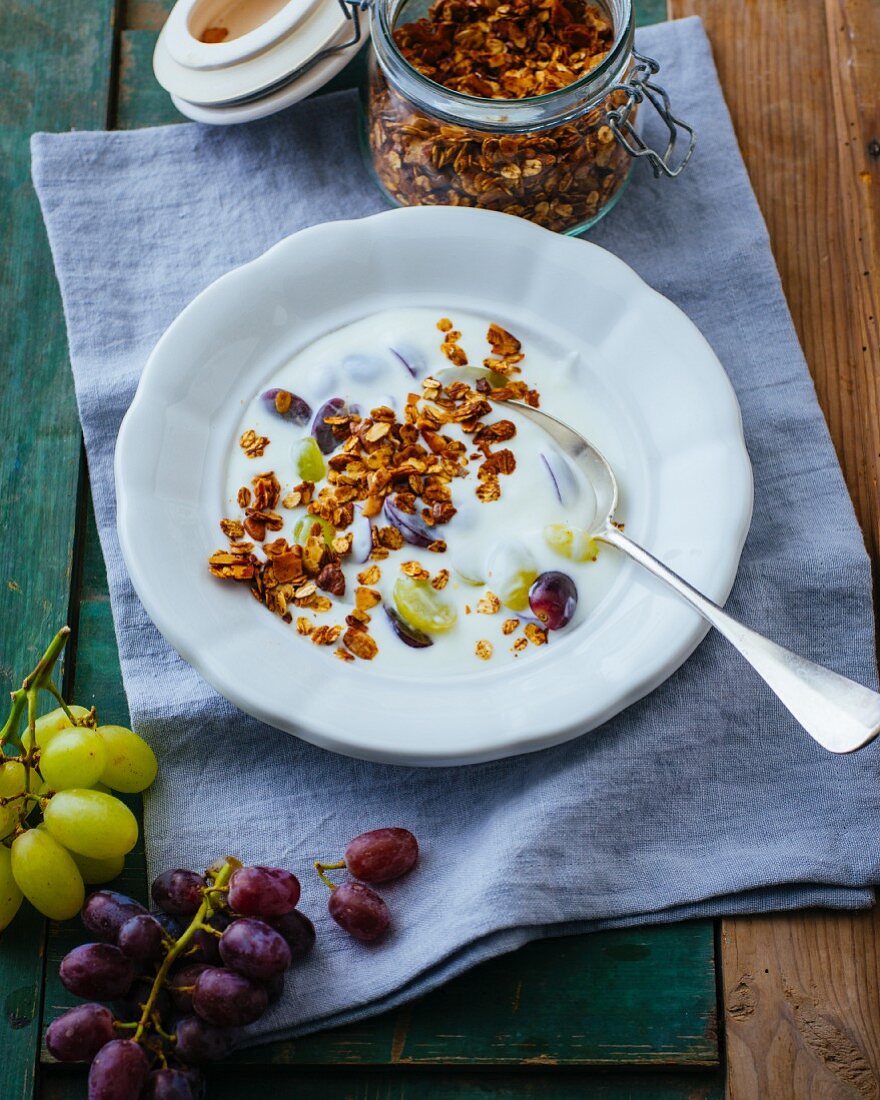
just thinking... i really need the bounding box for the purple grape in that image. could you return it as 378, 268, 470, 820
174, 1016, 235, 1064
228, 866, 300, 918
263, 971, 284, 1004
143, 1068, 198, 1100
192, 967, 268, 1027
219, 917, 291, 981
118, 913, 166, 963
182, 912, 229, 965
168, 963, 212, 1015
260, 388, 311, 426
385, 606, 433, 649
328, 882, 390, 942
269, 909, 316, 960
82, 891, 147, 943
344, 828, 419, 883
60, 943, 135, 1000
383, 497, 434, 548
151, 910, 185, 939
87, 1039, 150, 1100
312, 397, 347, 453
181, 1070, 206, 1100
528, 571, 578, 630
46, 1003, 114, 1062
151, 869, 206, 916
389, 346, 419, 378
114, 976, 173, 1025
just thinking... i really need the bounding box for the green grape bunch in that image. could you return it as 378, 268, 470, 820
0, 627, 158, 930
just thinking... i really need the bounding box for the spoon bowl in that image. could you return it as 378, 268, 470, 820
504, 399, 880, 754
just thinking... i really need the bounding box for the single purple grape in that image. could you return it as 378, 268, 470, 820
118, 913, 166, 963
151, 909, 185, 939
260, 388, 311, 426
269, 909, 316, 960
174, 1016, 235, 1064
328, 882, 390, 942
219, 917, 291, 981
389, 346, 421, 378
181, 1069, 206, 1100
87, 1039, 150, 1100
263, 971, 284, 1004
182, 914, 228, 965
528, 571, 578, 630
60, 943, 135, 1001
114, 976, 173, 1025
81, 891, 147, 943
192, 967, 268, 1027
46, 1003, 115, 1062
383, 497, 435, 548
344, 828, 419, 883
312, 397, 347, 453
143, 1068, 198, 1100
168, 963, 211, 1014
385, 606, 433, 649
228, 866, 300, 918
151, 869, 206, 916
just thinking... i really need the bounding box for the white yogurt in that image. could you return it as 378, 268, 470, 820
225, 307, 620, 674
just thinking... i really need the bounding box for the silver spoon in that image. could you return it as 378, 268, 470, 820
506, 400, 880, 754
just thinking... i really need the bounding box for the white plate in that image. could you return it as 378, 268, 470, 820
115, 207, 753, 766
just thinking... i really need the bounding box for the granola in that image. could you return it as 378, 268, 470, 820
210, 308, 599, 669
367, 0, 633, 232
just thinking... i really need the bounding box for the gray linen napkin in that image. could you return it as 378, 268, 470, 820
31, 16, 880, 1043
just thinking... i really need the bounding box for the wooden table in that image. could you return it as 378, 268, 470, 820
1, 1, 877, 1097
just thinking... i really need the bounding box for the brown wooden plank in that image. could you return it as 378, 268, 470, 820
666, 0, 880, 1096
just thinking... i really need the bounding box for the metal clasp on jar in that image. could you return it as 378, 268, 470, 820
606, 50, 696, 178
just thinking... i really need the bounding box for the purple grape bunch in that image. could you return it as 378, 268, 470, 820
315, 827, 419, 943
46, 858, 314, 1100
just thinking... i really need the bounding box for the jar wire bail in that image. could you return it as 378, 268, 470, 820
606, 50, 696, 178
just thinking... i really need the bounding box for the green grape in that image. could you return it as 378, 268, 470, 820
95, 726, 158, 794
0, 802, 19, 843
293, 515, 335, 546
39, 728, 107, 791
486, 542, 538, 612
26, 704, 92, 751
544, 523, 598, 563
291, 437, 326, 482
70, 849, 125, 885
0, 759, 26, 798
43, 789, 138, 860
0, 844, 24, 932
11, 827, 84, 920
393, 576, 457, 634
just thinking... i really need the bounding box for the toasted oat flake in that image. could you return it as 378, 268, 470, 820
502, 618, 520, 636
311, 624, 343, 646
511, 637, 529, 654
524, 623, 549, 646
437, 318, 453, 332
220, 518, 245, 541
431, 569, 450, 591
477, 592, 501, 615
344, 628, 379, 661
475, 640, 493, 660
334, 647, 355, 662
294, 582, 317, 599
401, 561, 430, 580
296, 617, 314, 636
358, 564, 381, 586
239, 429, 270, 458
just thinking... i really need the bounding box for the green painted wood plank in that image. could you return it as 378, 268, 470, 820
118, 32, 186, 130
45, 583, 718, 1068
42, 1066, 723, 1099
0, 1, 117, 1098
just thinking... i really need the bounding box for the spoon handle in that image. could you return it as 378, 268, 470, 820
599, 525, 880, 753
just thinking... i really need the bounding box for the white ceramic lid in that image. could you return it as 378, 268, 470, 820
154, 0, 363, 110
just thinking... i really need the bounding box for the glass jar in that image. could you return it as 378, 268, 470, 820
363, 0, 694, 235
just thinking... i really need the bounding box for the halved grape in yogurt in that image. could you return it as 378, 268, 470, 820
293, 515, 335, 546
312, 398, 348, 454
486, 541, 539, 612
393, 576, 457, 634
261, 389, 311, 426
544, 524, 598, 562
291, 437, 326, 482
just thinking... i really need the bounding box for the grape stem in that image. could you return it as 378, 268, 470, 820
314, 859, 345, 891
133, 856, 242, 1045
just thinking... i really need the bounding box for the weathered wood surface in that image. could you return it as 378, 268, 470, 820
668, 0, 880, 1096
0, 1, 116, 1099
